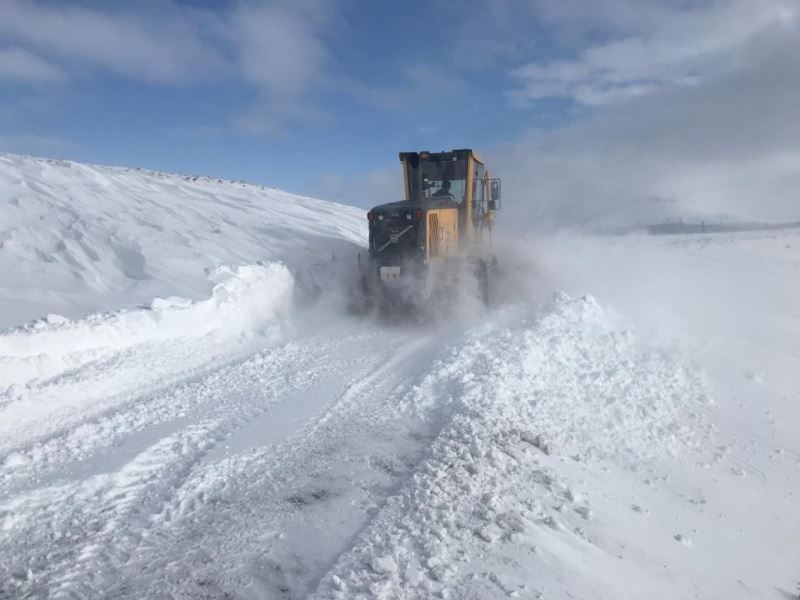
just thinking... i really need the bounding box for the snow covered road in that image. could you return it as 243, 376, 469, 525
1, 281, 717, 599
0, 296, 441, 597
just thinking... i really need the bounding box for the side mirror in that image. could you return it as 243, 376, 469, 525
490, 179, 501, 210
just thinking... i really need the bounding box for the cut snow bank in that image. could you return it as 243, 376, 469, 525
0, 153, 365, 330
0, 262, 293, 388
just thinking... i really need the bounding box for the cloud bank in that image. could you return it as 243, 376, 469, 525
492, 0, 800, 230
0, 0, 337, 133
509, 0, 796, 107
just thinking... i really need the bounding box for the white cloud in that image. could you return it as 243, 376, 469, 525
230, 1, 335, 134
0, 47, 65, 83
0, 0, 229, 84
509, 0, 798, 106
0, 1, 341, 134
495, 24, 800, 231
233, 4, 328, 99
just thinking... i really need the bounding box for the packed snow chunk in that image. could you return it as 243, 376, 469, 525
476, 523, 504, 543
506, 291, 708, 461
330, 575, 346, 591
151, 262, 293, 335
370, 555, 398, 576
0, 262, 293, 387
673, 533, 693, 546
3, 383, 25, 402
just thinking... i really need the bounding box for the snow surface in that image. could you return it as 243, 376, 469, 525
0, 153, 365, 330
1, 154, 799, 599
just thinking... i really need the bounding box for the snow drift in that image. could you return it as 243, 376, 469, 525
0, 262, 293, 388
0, 153, 365, 330
312, 292, 709, 598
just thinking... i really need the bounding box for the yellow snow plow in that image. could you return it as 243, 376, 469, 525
353, 148, 501, 314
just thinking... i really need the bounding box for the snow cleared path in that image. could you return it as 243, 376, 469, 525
0, 282, 723, 599
1, 300, 443, 598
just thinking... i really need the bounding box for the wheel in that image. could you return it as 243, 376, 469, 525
468, 258, 490, 307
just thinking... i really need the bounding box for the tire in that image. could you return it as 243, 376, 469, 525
468, 258, 490, 308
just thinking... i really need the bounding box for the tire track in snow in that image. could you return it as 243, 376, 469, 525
0, 324, 426, 599
79, 330, 448, 599
0, 334, 272, 464
0, 330, 360, 596
0, 337, 304, 492
0, 350, 311, 598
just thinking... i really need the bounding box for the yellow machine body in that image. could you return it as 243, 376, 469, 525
360, 148, 501, 311
397, 148, 498, 264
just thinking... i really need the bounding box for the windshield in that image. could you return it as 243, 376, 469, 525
410, 156, 468, 205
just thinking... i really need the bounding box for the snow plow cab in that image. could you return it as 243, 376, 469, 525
354, 149, 501, 313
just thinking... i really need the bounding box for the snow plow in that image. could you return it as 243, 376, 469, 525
352, 149, 501, 315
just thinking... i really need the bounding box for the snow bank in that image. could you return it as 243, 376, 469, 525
312, 292, 709, 598
0, 153, 365, 330
0, 262, 293, 388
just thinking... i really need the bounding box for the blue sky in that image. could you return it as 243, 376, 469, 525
0, 0, 569, 201
1, 0, 798, 220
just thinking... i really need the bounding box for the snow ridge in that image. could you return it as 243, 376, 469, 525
0, 152, 365, 330
0, 262, 293, 389
312, 293, 709, 598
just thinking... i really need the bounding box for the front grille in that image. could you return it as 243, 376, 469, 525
370, 219, 421, 261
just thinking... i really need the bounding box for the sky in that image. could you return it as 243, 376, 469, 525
1, 0, 798, 227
